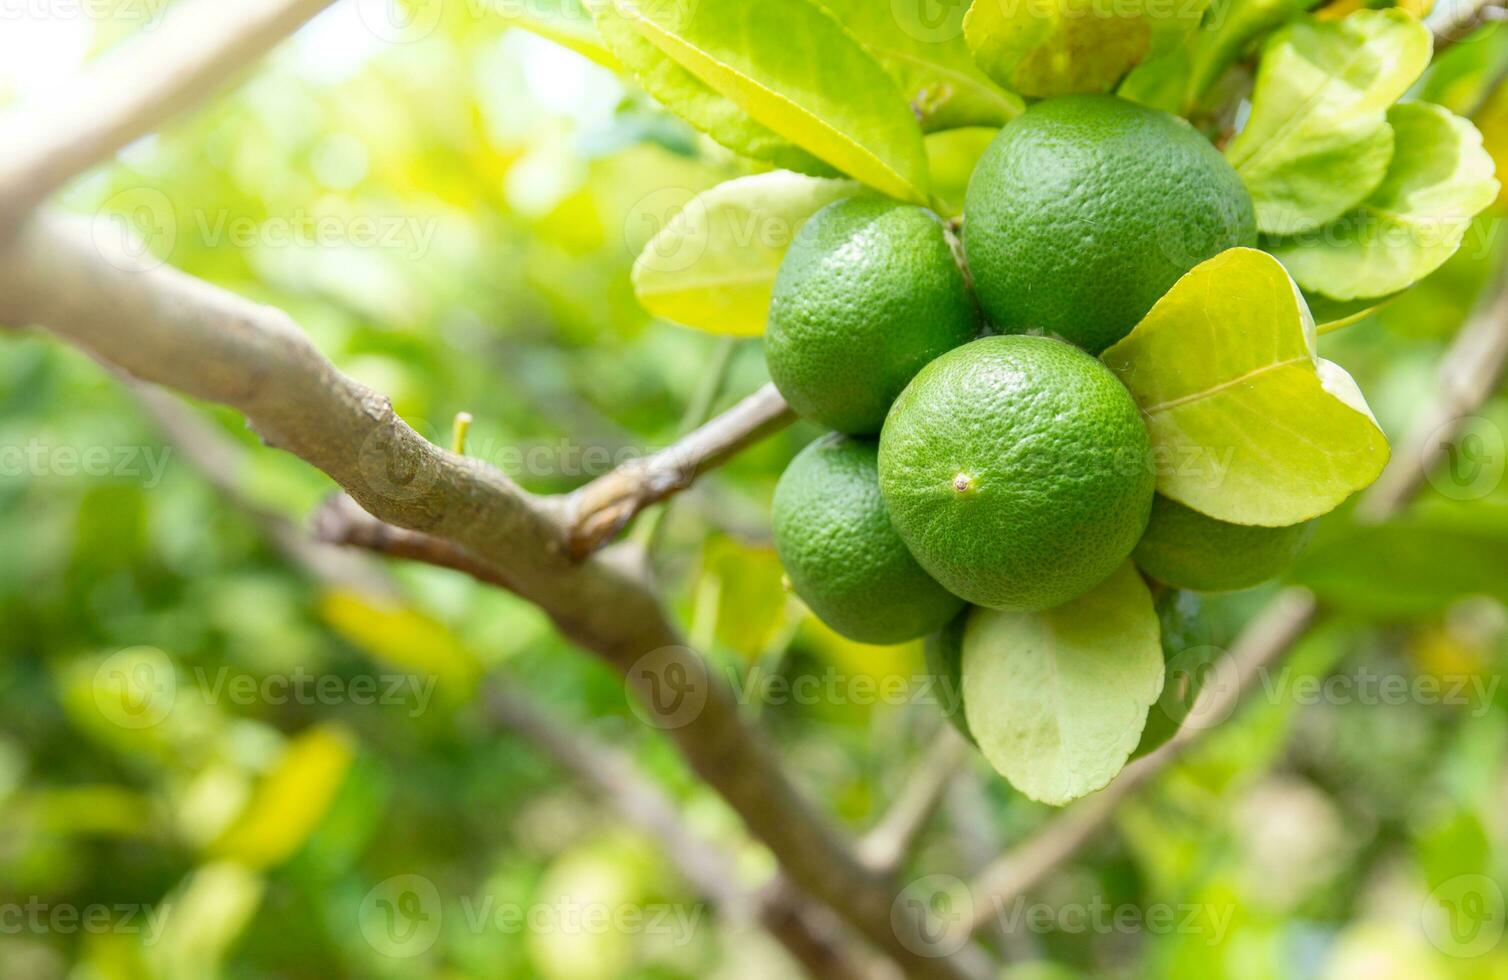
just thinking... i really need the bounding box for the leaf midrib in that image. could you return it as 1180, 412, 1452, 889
1231, 29, 1379, 174
1141, 355, 1310, 414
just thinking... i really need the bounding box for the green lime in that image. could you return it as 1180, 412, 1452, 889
765, 198, 978, 434
772, 433, 964, 643
963, 94, 1256, 354
924, 610, 974, 745
878, 335, 1154, 611
1132, 588, 1213, 760
1133, 494, 1315, 592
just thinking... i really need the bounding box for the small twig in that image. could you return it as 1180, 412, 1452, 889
563, 383, 795, 558
312, 493, 522, 595
859, 727, 973, 875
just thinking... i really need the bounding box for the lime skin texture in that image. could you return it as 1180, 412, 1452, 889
1133, 494, 1316, 592
772, 433, 965, 644
878, 334, 1155, 612
765, 197, 978, 435
963, 93, 1257, 354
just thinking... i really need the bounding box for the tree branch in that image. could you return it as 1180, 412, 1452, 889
0, 0, 953, 970
138, 384, 875, 980
0, 0, 337, 235
962, 266, 1508, 933
562, 383, 795, 557
0, 211, 976, 980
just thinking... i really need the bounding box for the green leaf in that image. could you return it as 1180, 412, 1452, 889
599, 0, 931, 202
1101, 248, 1390, 526
816, 0, 1022, 131
1267, 103, 1500, 300
1292, 519, 1508, 618
1118, 0, 1315, 116
591, 4, 833, 175
1224, 10, 1431, 236
962, 563, 1163, 806
631, 171, 859, 335
963, 0, 1208, 99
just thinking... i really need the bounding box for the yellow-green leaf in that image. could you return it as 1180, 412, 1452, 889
603, 0, 931, 202
817, 0, 1023, 131
1101, 248, 1390, 526
318, 588, 481, 695
1119, 0, 1313, 115
499, 1, 622, 71
1224, 10, 1431, 235
1268, 103, 1500, 300
962, 563, 1163, 806
210, 725, 355, 870
146, 862, 265, 978
963, 0, 1208, 98
592, 3, 832, 174
632, 171, 858, 335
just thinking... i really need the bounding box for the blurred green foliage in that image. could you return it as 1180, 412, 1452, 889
1, 4, 1508, 979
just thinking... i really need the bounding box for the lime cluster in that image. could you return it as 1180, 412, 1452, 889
767, 95, 1313, 648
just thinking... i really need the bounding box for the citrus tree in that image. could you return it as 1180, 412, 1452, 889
1, 0, 1507, 977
